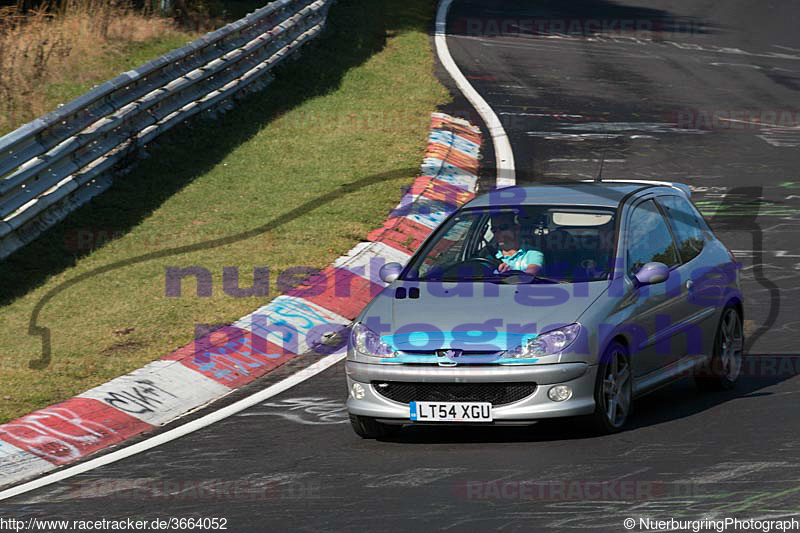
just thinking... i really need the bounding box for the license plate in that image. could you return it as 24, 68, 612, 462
409, 401, 493, 422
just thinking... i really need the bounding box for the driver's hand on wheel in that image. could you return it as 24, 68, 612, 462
497, 262, 511, 273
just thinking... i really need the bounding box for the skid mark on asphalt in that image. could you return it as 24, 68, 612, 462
236, 397, 348, 425
685, 462, 790, 484
710, 62, 764, 69
513, 117, 710, 153
621, 443, 700, 460
759, 131, 800, 148
525, 132, 624, 141
476, 39, 657, 60
17, 471, 320, 503
445, 482, 800, 530
364, 468, 467, 488
472, 32, 800, 63
548, 158, 626, 163
121, 449, 236, 474
560, 122, 707, 134
504, 451, 800, 525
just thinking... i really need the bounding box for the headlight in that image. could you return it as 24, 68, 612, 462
350, 322, 396, 358
508, 323, 582, 358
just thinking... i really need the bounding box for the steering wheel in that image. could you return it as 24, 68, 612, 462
469, 257, 498, 269
440, 257, 498, 278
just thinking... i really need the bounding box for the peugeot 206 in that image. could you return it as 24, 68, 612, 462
346, 181, 743, 437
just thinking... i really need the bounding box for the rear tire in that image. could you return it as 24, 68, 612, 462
349, 414, 400, 439
695, 306, 743, 392
584, 340, 633, 434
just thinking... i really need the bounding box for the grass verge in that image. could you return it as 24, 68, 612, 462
0, 1, 210, 135
0, 0, 450, 422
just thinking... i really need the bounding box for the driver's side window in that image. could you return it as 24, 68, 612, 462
420, 217, 473, 274
472, 218, 497, 260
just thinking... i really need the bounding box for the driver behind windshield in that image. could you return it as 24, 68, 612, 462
491, 214, 544, 276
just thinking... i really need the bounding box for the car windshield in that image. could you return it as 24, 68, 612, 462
403, 205, 618, 283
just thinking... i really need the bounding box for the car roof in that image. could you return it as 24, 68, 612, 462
462, 181, 684, 209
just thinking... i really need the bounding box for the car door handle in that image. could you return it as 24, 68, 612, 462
686, 280, 693, 289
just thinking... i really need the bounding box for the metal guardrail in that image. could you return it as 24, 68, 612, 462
0, 0, 332, 260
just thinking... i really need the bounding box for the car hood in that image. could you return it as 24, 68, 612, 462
359, 281, 609, 352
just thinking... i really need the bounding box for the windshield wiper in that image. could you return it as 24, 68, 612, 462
472, 274, 568, 284
412, 274, 570, 284
515, 275, 567, 284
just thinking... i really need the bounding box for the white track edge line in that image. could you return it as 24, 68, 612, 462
0, 351, 346, 501
435, 0, 516, 188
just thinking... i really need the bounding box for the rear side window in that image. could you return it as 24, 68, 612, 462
626, 199, 679, 274
657, 195, 705, 263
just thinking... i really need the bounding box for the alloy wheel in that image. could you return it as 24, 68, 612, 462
602, 348, 631, 428
719, 308, 744, 381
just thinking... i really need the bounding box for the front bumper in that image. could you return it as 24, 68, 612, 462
345, 360, 597, 424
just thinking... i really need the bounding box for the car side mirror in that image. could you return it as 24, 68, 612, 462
379, 262, 404, 283
633, 262, 669, 286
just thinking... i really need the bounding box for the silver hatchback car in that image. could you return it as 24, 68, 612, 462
346, 181, 744, 437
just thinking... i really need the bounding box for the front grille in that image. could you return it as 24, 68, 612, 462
372, 381, 537, 406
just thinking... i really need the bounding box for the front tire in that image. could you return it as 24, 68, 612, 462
349, 414, 400, 439
585, 341, 633, 434
695, 306, 743, 392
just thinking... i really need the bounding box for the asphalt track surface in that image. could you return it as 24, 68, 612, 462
5, 1, 800, 531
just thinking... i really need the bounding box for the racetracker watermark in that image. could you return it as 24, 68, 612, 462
1, 517, 229, 531
271, 109, 433, 133
669, 109, 800, 130
63, 227, 272, 253
66, 478, 320, 501
452, 17, 706, 40
453, 479, 702, 501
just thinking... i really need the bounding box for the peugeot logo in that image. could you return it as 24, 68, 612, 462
437, 349, 462, 358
